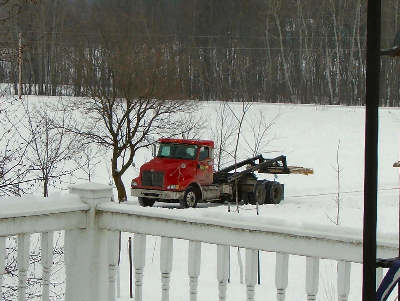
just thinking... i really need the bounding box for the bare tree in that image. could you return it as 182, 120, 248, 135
8, 99, 81, 197
327, 140, 343, 225
334, 140, 342, 225
242, 110, 279, 157
65, 28, 198, 201
211, 102, 237, 171
272, 1, 294, 97
0, 0, 31, 23
73, 145, 104, 182
230, 102, 252, 165
0, 97, 32, 196
175, 111, 206, 140
0, 130, 29, 196
67, 97, 197, 202
223, 101, 252, 212
0, 132, 27, 196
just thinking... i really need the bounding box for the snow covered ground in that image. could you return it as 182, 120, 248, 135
2, 96, 400, 300
113, 102, 400, 301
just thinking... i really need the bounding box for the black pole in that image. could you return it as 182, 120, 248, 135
363, 0, 381, 300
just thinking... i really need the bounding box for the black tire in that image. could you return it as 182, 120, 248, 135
266, 182, 283, 204
138, 197, 156, 207
180, 186, 199, 208
252, 181, 267, 205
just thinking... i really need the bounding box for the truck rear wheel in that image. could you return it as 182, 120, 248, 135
252, 181, 267, 205
138, 197, 156, 207
180, 187, 199, 208
266, 182, 283, 204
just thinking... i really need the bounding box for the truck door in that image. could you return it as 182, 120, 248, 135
197, 146, 213, 185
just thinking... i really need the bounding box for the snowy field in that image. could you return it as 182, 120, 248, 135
2, 96, 400, 300
115, 102, 400, 301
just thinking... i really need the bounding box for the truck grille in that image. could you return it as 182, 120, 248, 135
142, 171, 164, 188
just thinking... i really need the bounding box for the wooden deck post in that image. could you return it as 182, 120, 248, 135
65, 183, 113, 301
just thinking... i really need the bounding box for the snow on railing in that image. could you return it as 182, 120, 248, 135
0, 183, 398, 301
0, 191, 90, 301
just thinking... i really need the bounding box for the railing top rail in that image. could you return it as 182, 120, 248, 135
0, 194, 89, 236
98, 202, 398, 262
98, 202, 396, 247
0, 194, 89, 219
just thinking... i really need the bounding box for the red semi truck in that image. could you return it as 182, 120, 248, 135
131, 138, 313, 208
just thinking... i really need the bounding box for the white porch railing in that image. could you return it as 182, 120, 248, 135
0, 183, 397, 301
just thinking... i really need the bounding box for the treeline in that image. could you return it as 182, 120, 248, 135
1, 0, 400, 106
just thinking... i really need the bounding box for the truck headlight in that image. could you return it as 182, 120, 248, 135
167, 185, 179, 190
131, 180, 138, 187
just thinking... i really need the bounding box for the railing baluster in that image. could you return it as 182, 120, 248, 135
245, 248, 258, 301
0, 237, 5, 300
41, 232, 53, 301
217, 244, 230, 301
17, 234, 30, 301
188, 241, 201, 301
116, 265, 121, 298
275, 252, 289, 301
337, 261, 351, 301
306, 256, 319, 301
133, 233, 146, 301
160, 237, 173, 301
108, 231, 119, 301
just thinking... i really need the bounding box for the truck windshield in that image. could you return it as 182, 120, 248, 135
157, 143, 198, 160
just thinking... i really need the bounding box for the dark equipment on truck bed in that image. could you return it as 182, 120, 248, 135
213, 155, 313, 205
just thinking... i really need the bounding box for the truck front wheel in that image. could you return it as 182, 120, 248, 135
180, 187, 199, 208
138, 197, 156, 207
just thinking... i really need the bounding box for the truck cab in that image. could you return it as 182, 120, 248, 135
131, 138, 215, 207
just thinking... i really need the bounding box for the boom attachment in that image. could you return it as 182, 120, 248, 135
213, 155, 313, 184
269, 165, 314, 175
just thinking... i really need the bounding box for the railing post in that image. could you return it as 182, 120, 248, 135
160, 237, 173, 301
337, 261, 351, 301
17, 234, 30, 301
133, 233, 147, 301
0, 237, 5, 300
275, 252, 289, 301
188, 240, 201, 301
245, 248, 258, 301
306, 256, 319, 301
188, 241, 201, 301
217, 244, 230, 301
41, 232, 53, 301
108, 231, 119, 301
65, 183, 113, 301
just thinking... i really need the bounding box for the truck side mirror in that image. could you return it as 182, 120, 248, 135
152, 144, 157, 157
